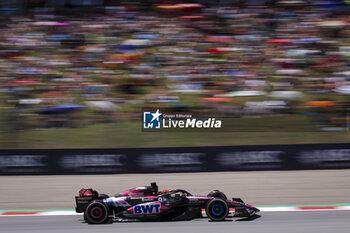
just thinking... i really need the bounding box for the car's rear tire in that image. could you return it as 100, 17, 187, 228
85, 200, 109, 224
206, 198, 229, 221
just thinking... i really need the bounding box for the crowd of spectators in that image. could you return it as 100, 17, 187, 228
0, 1, 349, 130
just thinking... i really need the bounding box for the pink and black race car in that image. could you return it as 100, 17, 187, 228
75, 182, 259, 223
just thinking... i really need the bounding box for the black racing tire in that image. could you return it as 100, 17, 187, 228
205, 198, 229, 221
84, 200, 109, 224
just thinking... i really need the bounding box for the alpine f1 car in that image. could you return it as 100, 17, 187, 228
75, 182, 259, 223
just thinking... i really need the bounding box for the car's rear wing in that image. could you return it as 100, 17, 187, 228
75, 188, 98, 213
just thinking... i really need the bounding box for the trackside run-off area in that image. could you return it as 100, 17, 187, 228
1, 170, 350, 233
1, 210, 350, 233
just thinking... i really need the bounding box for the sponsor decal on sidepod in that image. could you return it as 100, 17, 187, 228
132, 203, 161, 215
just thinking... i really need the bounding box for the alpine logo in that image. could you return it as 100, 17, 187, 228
133, 203, 161, 215
104, 197, 130, 207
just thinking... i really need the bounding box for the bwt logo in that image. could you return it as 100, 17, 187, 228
143, 109, 162, 129
134, 203, 161, 215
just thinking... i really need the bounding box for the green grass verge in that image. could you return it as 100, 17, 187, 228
0, 115, 349, 149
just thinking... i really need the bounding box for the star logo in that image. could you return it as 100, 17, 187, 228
150, 109, 162, 122
143, 109, 162, 129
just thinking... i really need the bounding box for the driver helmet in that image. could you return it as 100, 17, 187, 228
160, 189, 170, 194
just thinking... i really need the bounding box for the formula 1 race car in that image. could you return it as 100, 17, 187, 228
75, 182, 259, 223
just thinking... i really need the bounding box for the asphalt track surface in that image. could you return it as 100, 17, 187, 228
1, 211, 350, 233
1, 169, 350, 209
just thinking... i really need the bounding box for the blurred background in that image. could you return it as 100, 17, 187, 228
0, 0, 350, 149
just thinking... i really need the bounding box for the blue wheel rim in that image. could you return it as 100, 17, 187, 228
211, 203, 224, 216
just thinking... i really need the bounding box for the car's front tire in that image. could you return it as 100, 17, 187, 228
84, 200, 109, 224
207, 190, 227, 200
205, 198, 229, 221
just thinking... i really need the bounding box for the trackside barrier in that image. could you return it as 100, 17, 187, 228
0, 143, 350, 175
